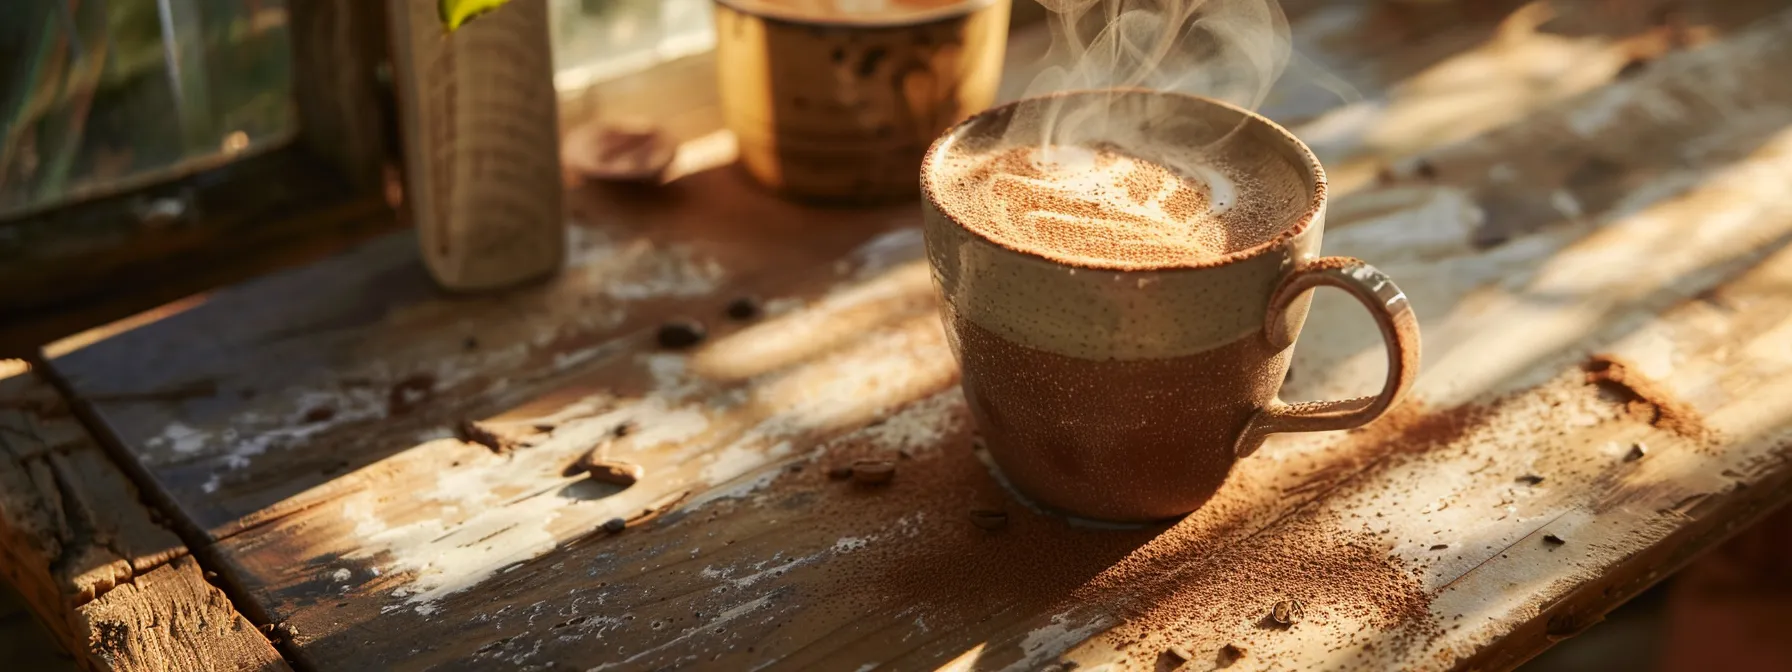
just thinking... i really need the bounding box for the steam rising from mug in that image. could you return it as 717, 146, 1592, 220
1014, 0, 1291, 154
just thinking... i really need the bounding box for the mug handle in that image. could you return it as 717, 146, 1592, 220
1233, 257, 1421, 458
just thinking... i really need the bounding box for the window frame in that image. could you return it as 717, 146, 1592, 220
0, 0, 393, 353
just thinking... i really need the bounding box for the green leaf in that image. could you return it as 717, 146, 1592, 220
439, 0, 513, 31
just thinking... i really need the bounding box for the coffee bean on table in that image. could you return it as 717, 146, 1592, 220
1413, 158, 1438, 180
581, 459, 643, 487
850, 459, 894, 485
656, 320, 707, 349
1219, 644, 1246, 664
725, 296, 761, 321
1270, 599, 1305, 626
969, 509, 1007, 530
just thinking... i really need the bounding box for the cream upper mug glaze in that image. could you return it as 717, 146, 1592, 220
920, 90, 1420, 522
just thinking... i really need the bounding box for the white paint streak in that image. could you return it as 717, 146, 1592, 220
603, 246, 725, 301
147, 422, 213, 455
588, 593, 776, 671
856, 389, 964, 455
727, 555, 813, 589
761, 297, 805, 317
339, 442, 582, 615
1004, 611, 1112, 672
685, 470, 780, 510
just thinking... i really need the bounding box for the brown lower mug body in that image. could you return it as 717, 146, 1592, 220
952, 315, 1304, 521
714, 0, 1010, 201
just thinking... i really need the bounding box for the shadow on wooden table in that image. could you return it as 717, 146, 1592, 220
0, 581, 76, 671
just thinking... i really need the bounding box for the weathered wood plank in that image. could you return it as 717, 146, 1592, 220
42, 1, 1792, 670
78, 557, 288, 672
288, 0, 392, 193
0, 360, 287, 671
45, 175, 918, 542
1, 360, 187, 648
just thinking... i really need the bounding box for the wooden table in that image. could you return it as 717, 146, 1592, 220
9, 1, 1792, 669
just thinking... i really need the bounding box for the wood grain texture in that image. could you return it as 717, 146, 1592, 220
1, 360, 187, 648
78, 557, 288, 672
0, 360, 287, 671
288, 0, 393, 193
386, 0, 564, 291
42, 1, 1792, 670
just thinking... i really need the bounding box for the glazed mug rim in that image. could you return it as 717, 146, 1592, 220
919, 88, 1329, 274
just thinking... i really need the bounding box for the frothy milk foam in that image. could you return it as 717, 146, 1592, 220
936, 141, 1262, 270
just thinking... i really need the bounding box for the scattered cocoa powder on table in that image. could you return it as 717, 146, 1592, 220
1582, 354, 1708, 439
554, 384, 1580, 669
759, 401, 1454, 658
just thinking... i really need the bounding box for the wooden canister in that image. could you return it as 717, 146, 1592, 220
387, 0, 565, 291
714, 0, 1010, 202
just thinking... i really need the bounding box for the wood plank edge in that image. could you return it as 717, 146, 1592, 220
76, 556, 290, 672
16, 359, 307, 672
1453, 441, 1792, 671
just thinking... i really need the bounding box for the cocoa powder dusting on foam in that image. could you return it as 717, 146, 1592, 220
940, 145, 1249, 269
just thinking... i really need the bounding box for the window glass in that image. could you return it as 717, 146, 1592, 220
0, 0, 295, 218
550, 0, 716, 92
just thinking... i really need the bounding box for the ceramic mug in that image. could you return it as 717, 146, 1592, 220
919, 90, 1421, 522
714, 0, 1010, 201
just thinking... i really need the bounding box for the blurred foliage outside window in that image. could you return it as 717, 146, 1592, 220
0, 0, 713, 220
550, 0, 714, 92
0, 0, 296, 218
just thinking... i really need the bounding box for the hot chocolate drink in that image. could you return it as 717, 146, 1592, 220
920, 91, 1419, 521
933, 143, 1278, 269
930, 143, 1298, 519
